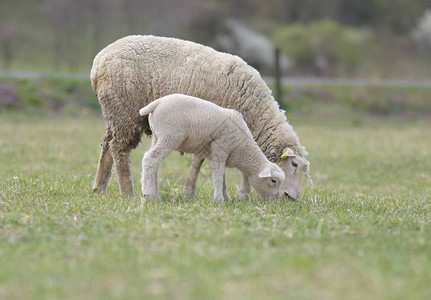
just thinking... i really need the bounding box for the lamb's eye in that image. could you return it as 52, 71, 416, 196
292, 161, 298, 168
271, 179, 277, 184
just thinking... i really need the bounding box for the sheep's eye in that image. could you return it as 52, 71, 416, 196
292, 161, 298, 168
271, 179, 277, 184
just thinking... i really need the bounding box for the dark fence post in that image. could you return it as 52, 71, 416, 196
274, 47, 282, 103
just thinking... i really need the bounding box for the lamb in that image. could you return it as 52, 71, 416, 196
91, 35, 311, 199
138, 94, 285, 201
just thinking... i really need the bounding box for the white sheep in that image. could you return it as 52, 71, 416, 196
91, 35, 311, 199
139, 94, 285, 201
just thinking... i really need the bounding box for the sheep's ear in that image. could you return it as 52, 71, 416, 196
258, 166, 272, 178
280, 147, 296, 159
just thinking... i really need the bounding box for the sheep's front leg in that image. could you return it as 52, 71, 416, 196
183, 155, 205, 199
238, 171, 251, 199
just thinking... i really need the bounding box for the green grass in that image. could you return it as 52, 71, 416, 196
0, 112, 430, 299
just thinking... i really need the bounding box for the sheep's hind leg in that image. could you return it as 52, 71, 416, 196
93, 132, 114, 194
183, 155, 205, 199
110, 141, 135, 197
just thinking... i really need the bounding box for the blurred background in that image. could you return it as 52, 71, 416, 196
1, 0, 431, 77
1, 0, 430, 117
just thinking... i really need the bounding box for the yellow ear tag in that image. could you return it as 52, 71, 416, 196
280, 150, 289, 159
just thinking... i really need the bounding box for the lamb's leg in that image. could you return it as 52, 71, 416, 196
141, 151, 160, 200
141, 138, 176, 200
93, 132, 114, 193
209, 158, 227, 202
238, 171, 251, 199
183, 155, 204, 199
110, 141, 134, 197
223, 173, 232, 202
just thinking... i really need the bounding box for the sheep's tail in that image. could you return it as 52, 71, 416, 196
139, 99, 162, 117
90, 55, 103, 93
90, 66, 98, 92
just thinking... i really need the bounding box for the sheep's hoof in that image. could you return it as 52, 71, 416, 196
142, 194, 161, 201
93, 186, 107, 194
183, 187, 195, 200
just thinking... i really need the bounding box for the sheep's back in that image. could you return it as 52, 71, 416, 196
92, 35, 245, 109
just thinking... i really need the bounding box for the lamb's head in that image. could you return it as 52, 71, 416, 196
250, 163, 285, 199
277, 147, 312, 200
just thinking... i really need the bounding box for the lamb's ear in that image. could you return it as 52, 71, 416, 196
280, 147, 296, 159
258, 166, 272, 178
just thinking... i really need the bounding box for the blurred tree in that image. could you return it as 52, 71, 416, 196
1, 0, 430, 73
412, 9, 431, 53
0, 22, 15, 71
89, 0, 104, 58
189, 9, 225, 45
283, 0, 339, 23
337, 0, 429, 34
46, 0, 82, 71
228, 0, 258, 19
274, 20, 371, 76
0, 0, 20, 70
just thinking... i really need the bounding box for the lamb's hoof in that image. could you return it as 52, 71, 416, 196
238, 191, 250, 200
224, 192, 233, 202
183, 187, 195, 200
212, 196, 224, 202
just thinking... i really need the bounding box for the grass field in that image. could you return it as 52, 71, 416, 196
0, 112, 430, 299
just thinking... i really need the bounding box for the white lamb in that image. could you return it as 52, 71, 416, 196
138, 94, 285, 201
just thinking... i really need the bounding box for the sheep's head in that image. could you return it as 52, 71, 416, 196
277, 147, 312, 200
251, 163, 285, 199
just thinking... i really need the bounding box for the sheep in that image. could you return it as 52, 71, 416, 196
138, 94, 285, 201
91, 35, 311, 199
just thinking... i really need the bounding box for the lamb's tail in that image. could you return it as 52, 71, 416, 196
139, 98, 165, 136
139, 99, 162, 117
